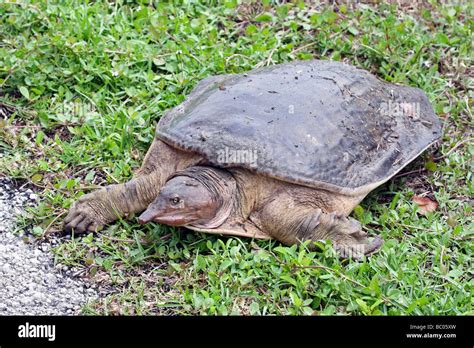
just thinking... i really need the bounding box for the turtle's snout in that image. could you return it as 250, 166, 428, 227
138, 198, 171, 224
138, 208, 156, 225
138, 194, 170, 225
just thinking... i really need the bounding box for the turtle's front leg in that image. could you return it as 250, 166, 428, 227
63, 173, 162, 233
63, 139, 202, 234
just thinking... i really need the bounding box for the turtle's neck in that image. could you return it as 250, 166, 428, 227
226, 168, 270, 220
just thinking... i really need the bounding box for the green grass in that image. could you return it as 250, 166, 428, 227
0, 0, 472, 315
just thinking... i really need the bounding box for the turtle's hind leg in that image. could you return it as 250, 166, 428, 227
63, 139, 201, 234
255, 193, 383, 259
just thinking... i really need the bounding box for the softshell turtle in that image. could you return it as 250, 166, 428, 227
64, 59, 441, 258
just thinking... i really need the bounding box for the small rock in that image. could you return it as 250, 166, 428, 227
0, 178, 98, 315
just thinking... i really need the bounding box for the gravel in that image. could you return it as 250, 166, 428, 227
0, 178, 98, 315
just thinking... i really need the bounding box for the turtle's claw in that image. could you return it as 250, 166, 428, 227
63, 195, 105, 235
335, 235, 383, 260
364, 235, 383, 256
63, 209, 104, 234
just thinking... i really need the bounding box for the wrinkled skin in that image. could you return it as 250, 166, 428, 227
63, 139, 202, 234
138, 176, 219, 226
64, 139, 383, 259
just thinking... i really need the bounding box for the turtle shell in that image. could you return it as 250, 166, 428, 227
156, 60, 441, 196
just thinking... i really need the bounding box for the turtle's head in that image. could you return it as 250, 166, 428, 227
138, 176, 217, 226
138, 167, 235, 228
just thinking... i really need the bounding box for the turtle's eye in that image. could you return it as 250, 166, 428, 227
170, 196, 181, 205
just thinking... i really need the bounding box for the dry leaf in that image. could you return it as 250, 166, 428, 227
412, 195, 438, 215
